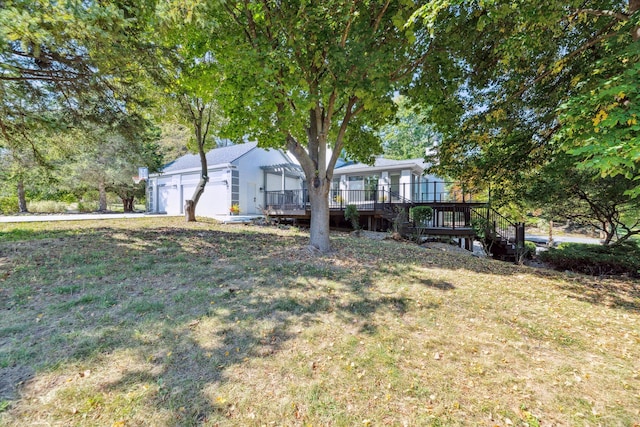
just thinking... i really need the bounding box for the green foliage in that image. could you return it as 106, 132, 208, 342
410, 206, 433, 226
556, 25, 640, 198
0, 0, 159, 152
344, 204, 360, 231
471, 217, 489, 240
527, 153, 640, 244
379, 96, 437, 160
0, 196, 19, 214
516, 241, 538, 263
414, 1, 640, 204
524, 241, 537, 259
409, 206, 433, 243
540, 241, 640, 278
77, 201, 99, 213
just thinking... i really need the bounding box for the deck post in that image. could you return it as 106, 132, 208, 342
516, 222, 525, 246
452, 206, 456, 230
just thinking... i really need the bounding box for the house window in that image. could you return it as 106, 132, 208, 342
348, 175, 364, 191
364, 175, 379, 201
231, 170, 239, 206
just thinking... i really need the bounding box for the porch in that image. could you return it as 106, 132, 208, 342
264, 186, 523, 259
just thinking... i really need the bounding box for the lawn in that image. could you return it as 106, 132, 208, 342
0, 217, 638, 426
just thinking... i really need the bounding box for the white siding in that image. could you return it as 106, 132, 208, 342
150, 146, 303, 217
234, 148, 301, 215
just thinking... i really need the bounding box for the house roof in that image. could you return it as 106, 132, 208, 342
334, 157, 427, 174
161, 141, 259, 174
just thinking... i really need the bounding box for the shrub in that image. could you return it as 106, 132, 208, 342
78, 201, 99, 213
539, 241, 640, 277
516, 240, 538, 264
524, 241, 537, 258
344, 204, 360, 230
410, 206, 433, 226
0, 196, 19, 214
27, 200, 69, 213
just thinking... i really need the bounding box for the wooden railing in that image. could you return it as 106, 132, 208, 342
264, 181, 483, 211
264, 188, 409, 212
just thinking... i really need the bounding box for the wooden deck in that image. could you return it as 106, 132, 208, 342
264, 188, 523, 259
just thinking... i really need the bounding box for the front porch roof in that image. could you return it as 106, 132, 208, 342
261, 163, 304, 176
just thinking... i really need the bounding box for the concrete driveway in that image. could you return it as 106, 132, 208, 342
526, 233, 602, 246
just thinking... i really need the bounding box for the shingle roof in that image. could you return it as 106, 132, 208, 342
161, 141, 258, 173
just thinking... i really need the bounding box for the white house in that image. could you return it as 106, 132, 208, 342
147, 142, 303, 216
147, 142, 449, 218
330, 157, 447, 204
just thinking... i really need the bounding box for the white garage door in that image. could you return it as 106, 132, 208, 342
182, 181, 228, 216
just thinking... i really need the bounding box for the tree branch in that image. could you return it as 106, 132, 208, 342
572, 8, 629, 22
327, 97, 363, 178
511, 20, 618, 100
372, 0, 391, 35
341, 1, 357, 47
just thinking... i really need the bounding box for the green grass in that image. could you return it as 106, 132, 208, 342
0, 217, 639, 426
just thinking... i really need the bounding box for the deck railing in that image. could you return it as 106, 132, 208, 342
470, 206, 518, 243
265, 181, 485, 212
421, 205, 473, 229
264, 189, 396, 211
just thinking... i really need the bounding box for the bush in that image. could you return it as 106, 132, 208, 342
27, 200, 69, 213
78, 201, 99, 213
344, 204, 360, 230
0, 196, 19, 214
516, 240, 538, 264
539, 241, 640, 277
524, 241, 537, 258
410, 205, 433, 226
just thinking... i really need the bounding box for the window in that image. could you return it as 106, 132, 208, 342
231, 170, 239, 206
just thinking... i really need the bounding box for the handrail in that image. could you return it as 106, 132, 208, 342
470, 206, 518, 243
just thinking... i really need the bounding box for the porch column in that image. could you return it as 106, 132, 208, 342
263, 170, 267, 208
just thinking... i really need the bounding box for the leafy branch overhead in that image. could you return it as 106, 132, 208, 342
413, 0, 640, 199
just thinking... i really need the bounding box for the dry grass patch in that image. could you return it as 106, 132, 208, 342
1, 217, 639, 426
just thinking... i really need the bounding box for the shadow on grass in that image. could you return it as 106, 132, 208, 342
0, 222, 441, 424
2, 222, 637, 424
555, 278, 640, 313
356, 234, 639, 313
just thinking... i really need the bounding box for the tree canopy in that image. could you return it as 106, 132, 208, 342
177, 0, 435, 251
378, 96, 438, 160
413, 1, 640, 202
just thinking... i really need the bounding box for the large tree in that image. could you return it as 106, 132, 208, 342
60, 116, 163, 212
0, 0, 163, 157
528, 154, 640, 245
412, 1, 640, 204
185, 0, 434, 251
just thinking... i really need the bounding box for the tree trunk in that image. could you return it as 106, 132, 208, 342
17, 179, 28, 213
602, 222, 616, 245
98, 181, 108, 211
307, 179, 332, 252
185, 176, 207, 222
121, 197, 134, 212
